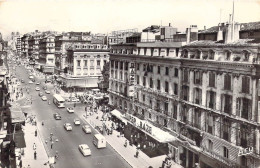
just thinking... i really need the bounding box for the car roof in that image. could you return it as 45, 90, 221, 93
80, 144, 89, 148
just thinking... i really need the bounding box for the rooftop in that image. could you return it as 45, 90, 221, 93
185, 39, 260, 47
199, 21, 260, 34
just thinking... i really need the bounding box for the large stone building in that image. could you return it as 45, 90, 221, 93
60, 43, 109, 90
55, 32, 91, 73
108, 21, 260, 168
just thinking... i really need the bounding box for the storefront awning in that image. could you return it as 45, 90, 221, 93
110, 109, 128, 125
10, 106, 25, 124
14, 130, 26, 148
125, 113, 176, 143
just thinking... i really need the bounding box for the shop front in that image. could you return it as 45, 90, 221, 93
110, 109, 127, 134
124, 113, 176, 158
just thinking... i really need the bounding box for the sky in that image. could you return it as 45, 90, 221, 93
0, 0, 259, 39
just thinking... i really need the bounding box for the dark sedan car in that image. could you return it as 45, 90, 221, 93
53, 113, 62, 120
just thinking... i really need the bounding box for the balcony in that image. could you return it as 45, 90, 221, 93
186, 120, 201, 130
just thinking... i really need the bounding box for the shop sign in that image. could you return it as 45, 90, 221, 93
238, 147, 253, 156
126, 113, 153, 135
128, 62, 135, 97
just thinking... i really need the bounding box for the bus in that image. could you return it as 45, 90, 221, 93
53, 94, 65, 108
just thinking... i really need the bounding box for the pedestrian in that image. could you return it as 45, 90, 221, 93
34, 151, 37, 160
27, 164, 31, 168
51, 141, 54, 149
33, 143, 36, 150
124, 139, 128, 147
135, 148, 139, 158
19, 160, 22, 168
35, 129, 37, 137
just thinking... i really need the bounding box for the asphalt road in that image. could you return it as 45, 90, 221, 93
14, 63, 131, 168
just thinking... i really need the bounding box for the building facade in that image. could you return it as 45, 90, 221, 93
61, 44, 109, 90
55, 32, 91, 73
39, 34, 55, 73
21, 34, 29, 58
108, 22, 260, 168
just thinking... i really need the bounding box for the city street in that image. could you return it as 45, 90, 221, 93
15, 64, 131, 168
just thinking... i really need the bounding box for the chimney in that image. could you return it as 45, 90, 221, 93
186, 27, 191, 43
169, 23, 171, 27
204, 26, 206, 30
217, 26, 223, 41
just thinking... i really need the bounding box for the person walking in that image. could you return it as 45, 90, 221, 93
33, 143, 36, 150
135, 148, 139, 158
34, 151, 37, 160
51, 141, 54, 149
19, 160, 22, 168
35, 129, 37, 137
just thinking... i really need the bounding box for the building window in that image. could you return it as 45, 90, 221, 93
137, 63, 140, 70
158, 66, 160, 74
120, 61, 123, 70
149, 113, 151, 119
164, 102, 168, 113
165, 67, 169, 75
224, 74, 232, 90
84, 60, 87, 66
143, 94, 145, 102
97, 60, 100, 66
194, 109, 201, 129
194, 71, 202, 85
223, 146, 229, 158
125, 62, 128, 70
182, 86, 189, 101
115, 61, 118, 69
240, 124, 249, 148
207, 139, 213, 151
104, 60, 107, 65
174, 68, 178, 77
157, 80, 160, 90
77, 60, 81, 67
206, 113, 214, 134
143, 77, 146, 86
208, 50, 215, 60
209, 72, 215, 87
239, 98, 251, 120
225, 51, 231, 60
242, 76, 250, 94
137, 75, 139, 85
208, 91, 216, 109
173, 105, 177, 119
222, 119, 230, 142
222, 94, 232, 114
165, 81, 169, 93
183, 69, 189, 83
150, 78, 153, 88
143, 64, 146, 71
174, 83, 178, 95
194, 88, 202, 105
241, 156, 247, 167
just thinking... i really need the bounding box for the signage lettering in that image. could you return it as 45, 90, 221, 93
238, 147, 253, 156
128, 62, 136, 97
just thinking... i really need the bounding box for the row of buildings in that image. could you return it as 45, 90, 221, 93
108, 20, 260, 168
0, 34, 25, 167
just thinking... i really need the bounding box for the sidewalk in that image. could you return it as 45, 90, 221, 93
82, 111, 182, 168
17, 121, 49, 168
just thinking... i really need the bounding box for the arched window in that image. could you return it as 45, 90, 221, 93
182, 50, 188, 58
195, 50, 201, 59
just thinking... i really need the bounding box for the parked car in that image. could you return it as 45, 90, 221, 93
79, 144, 91, 156
82, 125, 91, 134
74, 119, 80, 125
29, 81, 33, 84
35, 87, 40, 91
71, 97, 80, 102
67, 107, 74, 113
64, 123, 72, 131
53, 113, 62, 120
43, 86, 47, 90
36, 82, 40, 85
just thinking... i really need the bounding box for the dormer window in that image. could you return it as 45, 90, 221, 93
182, 50, 188, 58
195, 50, 201, 59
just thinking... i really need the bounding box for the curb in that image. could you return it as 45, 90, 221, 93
81, 115, 133, 168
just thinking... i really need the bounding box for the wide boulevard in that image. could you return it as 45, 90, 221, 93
14, 63, 131, 168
